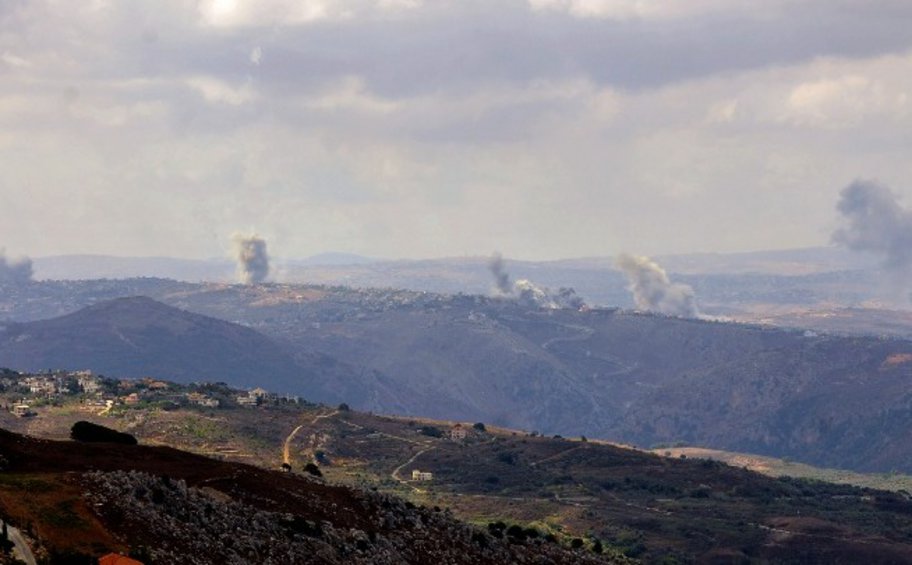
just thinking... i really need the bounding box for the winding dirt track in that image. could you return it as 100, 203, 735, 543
282, 410, 338, 466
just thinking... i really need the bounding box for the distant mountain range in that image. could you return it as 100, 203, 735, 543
4, 290, 912, 475
31, 247, 886, 314
32, 252, 378, 282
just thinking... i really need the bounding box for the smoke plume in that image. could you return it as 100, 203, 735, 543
488, 252, 513, 295
232, 233, 270, 284
616, 253, 698, 318
488, 253, 585, 309
0, 250, 33, 285
833, 180, 912, 291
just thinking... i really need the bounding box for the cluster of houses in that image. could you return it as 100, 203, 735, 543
16, 370, 99, 396
4, 370, 102, 417
0, 371, 250, 417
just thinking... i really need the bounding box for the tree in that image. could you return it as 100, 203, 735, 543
70, 421, 137, 445
473, 422, 486, 432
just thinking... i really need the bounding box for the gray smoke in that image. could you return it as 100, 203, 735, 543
232, 233, 270, 284
0, 250, 33, 285
488, 253, 585, 309
488, 252, 513, 295
616, 253, 698, 318
833, 180, 912, 291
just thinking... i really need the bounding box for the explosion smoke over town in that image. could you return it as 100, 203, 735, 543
833, 180, 912, 300
232, 233, 270, 285
615, 254, 699, 318
487, 253, 585, 310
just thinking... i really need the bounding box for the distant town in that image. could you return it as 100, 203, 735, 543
0, 367, 303, 420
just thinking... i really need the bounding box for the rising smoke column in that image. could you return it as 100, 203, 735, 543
0, 250, 33, 285
616, 253, 698, 317
232, 233, 270, 284
488, 252, 513, 295
832, 180, 912, 292
487, 252, 585, 309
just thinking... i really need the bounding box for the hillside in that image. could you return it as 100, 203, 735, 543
185, 289, 912, 473
5, 385, 912, 564
0, 297, 360, 401
4, 283, 912, 473
0, 426, 617, 564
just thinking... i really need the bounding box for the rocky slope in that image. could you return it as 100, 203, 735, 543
0, 427, 619, 564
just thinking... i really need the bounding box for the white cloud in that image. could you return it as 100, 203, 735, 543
1, 52, 31, 68
527, 0, 761, 20
186, 76, 256, 106
197, 0, 421, 27
301, 76, 398, 114
783, 75, 909, 129
249, 46, 262, 66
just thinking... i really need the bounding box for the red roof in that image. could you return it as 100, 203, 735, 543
99, 553, 144, 565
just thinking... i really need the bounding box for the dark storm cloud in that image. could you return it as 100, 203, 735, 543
216, 2, 912, 97
13, 1, 908, 98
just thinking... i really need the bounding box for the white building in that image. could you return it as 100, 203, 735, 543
411, 470, 433, 481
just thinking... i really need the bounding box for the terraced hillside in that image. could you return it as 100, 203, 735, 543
6, 385, 912, 564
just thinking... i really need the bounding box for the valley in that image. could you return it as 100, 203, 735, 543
3, 282, 912, 475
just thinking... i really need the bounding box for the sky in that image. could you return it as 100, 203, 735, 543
1, 0, 911, 261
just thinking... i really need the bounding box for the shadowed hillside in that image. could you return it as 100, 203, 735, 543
0, 297, 362, 401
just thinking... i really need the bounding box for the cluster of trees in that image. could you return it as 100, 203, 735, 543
70, 421, 137, 445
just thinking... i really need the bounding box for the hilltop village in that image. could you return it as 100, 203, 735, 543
0, 368, 302, 419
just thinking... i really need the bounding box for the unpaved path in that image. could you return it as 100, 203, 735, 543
282, 410, 338, 466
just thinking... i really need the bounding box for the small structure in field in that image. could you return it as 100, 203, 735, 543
449, 423, 467, 441
411, 469, 433, 481
12, 404, 34, 417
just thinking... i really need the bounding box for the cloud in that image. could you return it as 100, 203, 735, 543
527, 0, 754, 20
783, 75, 909, 128
197, 0, 422, 28
616, 254, 699, 317
249, 46, 262, 66
186, 77, 257, 106
1, 1, 912, 261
